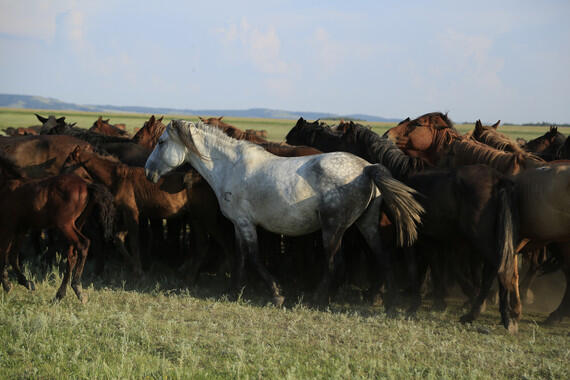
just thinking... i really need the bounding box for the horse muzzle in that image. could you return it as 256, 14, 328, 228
145, 168, 161, 184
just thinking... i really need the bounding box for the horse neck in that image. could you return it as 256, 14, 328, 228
185, 127, 266, 186
79, 152, 118, 187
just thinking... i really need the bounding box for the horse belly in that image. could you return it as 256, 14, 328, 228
257, 204, 322, 236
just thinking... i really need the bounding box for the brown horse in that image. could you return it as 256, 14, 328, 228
469, 120, 525, 154
514, 163, 570, 323
286, 118, 521, 331
3, 126, 41, 136
89, 116, 130, 138
384, 113, 545, 175
199, 116, 268, 143
524, 126, 566, 160
0, 154, 115, 302
132, 115, 166, 151
0, 134, 93, 178
63, 146, 232, 278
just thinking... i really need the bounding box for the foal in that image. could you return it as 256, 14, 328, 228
0, 155, 114, 302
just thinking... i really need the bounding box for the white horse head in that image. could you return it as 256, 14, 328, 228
145, 120, 200, 183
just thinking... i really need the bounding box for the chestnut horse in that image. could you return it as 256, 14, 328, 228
198, 116, 268, 143
0, 134, 93, 178
468, 120, 526, 154
63, 146, 233, 279
89, 116, 130, 138
0, 154, 115, 302
132, 115, 166, 151
384, 113, 545, 175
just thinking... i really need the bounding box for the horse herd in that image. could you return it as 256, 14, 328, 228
0, 112, 569, 334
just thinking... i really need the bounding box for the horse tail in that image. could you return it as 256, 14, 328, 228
496, 179, 518, 291
87, 183, 116, 242
364, 164, 424, 247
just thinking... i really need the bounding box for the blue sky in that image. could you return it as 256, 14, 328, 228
1, 0, 569, 123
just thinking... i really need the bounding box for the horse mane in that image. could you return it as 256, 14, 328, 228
0, 153, 24, 179
342, 123, 430, 180
446, 138, 545, 174
171, 120, 266, 159
285, 118, 343, 149
472, 123, 525, 154
410, 112, 455, 130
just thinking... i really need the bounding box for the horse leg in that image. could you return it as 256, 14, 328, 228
428, 248, 448, 311
0, 237, 13, 292
9, 234, 35, 290
460, 260, 496, 324
234, 222, 283, 306
519, 248, 544, 304
181, 220, 210, 286
55, 245, 77, 301
313, 220, 346, 307
124, 210, 143, 275
354, 201, 395, 313
70, 227, 90, 303
402, 245, 422, 314
545, 242, 570, 324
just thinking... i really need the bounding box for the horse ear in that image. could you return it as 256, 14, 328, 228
70, 122, 77, 127
149, 115, 155, 124
199, 116, 205, 122
158, 116, 164, 122
71, 145, 81, 158
219, 116, 224, 121
97, 116, 102, 122
491, 120, 500, 129
475, 120, 482, 129
397, 117, 410, 125
104, 119, 110, 124
35, 113, 48, 123
56, 116, 66, 124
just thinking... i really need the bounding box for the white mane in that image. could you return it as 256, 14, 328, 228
172, 120, 267, 155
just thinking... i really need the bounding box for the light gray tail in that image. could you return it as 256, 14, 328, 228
364, 164, 424, 247
497, 181, 518, 291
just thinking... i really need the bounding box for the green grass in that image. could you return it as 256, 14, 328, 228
0, 260, 568, 379
2, 107, 568, 142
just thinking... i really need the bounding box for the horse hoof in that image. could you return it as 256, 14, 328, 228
460, 314, 475, 324
26, 281, 35, 291
2, 282, 12, 293
272, 295, 285, 308
506, 319, 518, 335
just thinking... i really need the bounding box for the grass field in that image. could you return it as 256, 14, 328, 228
0, 259, 568, 379
1, 107, 569, 142
0, 107, 569, 378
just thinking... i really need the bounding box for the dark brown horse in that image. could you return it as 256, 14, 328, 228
0, 134, 93, 178
286, 118, 521, 331
0, 154, 114, 302
524, 126, 566, 160
89, 116, 130, 138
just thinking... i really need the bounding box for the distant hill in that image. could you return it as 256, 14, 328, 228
0, 94, 400, 123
